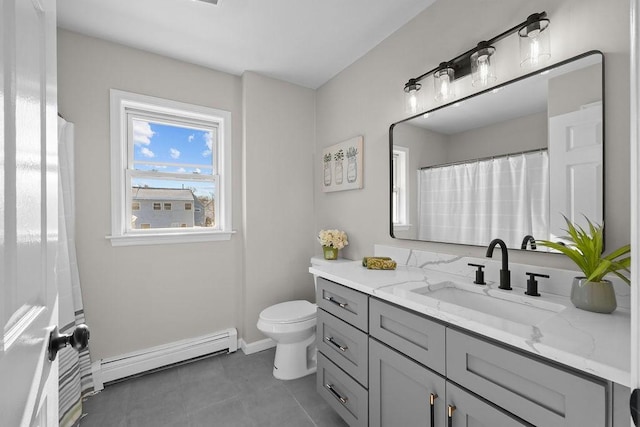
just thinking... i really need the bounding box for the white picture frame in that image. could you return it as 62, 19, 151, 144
321, 136, 363, 193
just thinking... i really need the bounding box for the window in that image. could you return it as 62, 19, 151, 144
392, 146, 410, 231
109, 90, 233, 246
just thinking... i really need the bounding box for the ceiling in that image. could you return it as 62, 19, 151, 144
57, 0, 436, 89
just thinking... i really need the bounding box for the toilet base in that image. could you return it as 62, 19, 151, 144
272, 333, 317, 380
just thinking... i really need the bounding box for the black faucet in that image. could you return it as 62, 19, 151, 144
486, 238, 512, 290
520, 235, 536, 250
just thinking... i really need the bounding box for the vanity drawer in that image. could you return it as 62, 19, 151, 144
317, 277, 368, 332
369, 298, 446, 375
317, 309, 368, 387
446, 328, 607, 427
317, 352, 368, 427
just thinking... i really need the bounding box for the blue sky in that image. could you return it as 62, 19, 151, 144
131, 120, 216, 198
132, 119, 214, 173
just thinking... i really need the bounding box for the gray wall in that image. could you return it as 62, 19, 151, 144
242, 71, 316, 343
58, 30, 316, 359
315, 0, 630, 271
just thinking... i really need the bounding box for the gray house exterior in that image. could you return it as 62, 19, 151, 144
131, 187, 204, 229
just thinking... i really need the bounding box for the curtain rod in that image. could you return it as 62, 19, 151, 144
420, 147, 547, 170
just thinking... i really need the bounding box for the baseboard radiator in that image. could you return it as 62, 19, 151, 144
91, 328, 237, 391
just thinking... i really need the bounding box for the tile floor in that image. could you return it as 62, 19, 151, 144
79, 348, 348, 427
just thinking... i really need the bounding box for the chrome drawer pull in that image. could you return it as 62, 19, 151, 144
324, 295, 348, 309
325, 383, 348, 404
324, 336, 348, 352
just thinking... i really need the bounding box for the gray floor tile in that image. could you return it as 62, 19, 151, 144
80, 348, 346, 427
242, 383, 315, 427
188, 397, 255, 427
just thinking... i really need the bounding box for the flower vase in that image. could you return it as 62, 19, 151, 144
323, 162, 332, 186
347, 156, 357, 183
335, 161, 343, 185
570, 277, 617, 313
323, 246, 339, 260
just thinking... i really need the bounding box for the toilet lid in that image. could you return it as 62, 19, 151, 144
259, 300, 316, 324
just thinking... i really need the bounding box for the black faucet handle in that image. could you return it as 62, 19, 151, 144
468, 263, 486, 285
525, 272, 549, 296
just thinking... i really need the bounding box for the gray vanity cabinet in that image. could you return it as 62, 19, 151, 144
369, 338, 446, 427
315, 277, 623, 427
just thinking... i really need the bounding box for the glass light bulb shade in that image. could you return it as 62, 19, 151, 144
471, 47, 496, 88
434, 67, 455, 102
519, 20, 550, 68
403, 81, 422, 114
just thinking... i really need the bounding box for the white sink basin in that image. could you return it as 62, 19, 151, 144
407, 281, 565, 326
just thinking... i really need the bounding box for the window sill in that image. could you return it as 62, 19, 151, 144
106, 230, 236, 247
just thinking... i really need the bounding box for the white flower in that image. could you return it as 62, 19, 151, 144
318, 229, 349, 250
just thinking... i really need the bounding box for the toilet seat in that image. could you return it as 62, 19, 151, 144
259, 300, 316, 324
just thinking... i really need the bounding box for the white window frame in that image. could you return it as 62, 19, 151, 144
392, 146, 410, 231
108, 89, 234, 246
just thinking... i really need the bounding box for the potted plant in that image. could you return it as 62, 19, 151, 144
318, 229, 349, 260
537, 216, 630, 313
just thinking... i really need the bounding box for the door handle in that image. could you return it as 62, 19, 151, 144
632, 388, 640, 426
48, 324, 90, 361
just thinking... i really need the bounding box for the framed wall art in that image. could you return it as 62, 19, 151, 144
321, 136, 363, 193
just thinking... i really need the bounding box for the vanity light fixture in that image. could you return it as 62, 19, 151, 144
470, 42, 496, 87
404, 79, 422, 114
519, 13, 550, 68
402, 11, 549, 111
434, 63, 455, 102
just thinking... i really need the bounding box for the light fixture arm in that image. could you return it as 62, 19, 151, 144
404, 11, 547, 88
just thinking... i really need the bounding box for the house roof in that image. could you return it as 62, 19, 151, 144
132, 187, 195, 201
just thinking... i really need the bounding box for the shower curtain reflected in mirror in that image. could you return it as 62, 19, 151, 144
417, 150, 549, 248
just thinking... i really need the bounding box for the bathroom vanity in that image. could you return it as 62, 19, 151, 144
311, 247, 631, 427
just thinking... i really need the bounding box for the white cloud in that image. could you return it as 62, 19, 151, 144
202, 131, 213, 157
140, 147, 155, 158
188, 134, 195, 142
177, 167, 186, 173
133, 120, 155, 145
170, 148, 180, 159
194, 168, 201, 174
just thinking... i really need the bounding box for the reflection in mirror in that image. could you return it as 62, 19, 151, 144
390, 51, 603, 252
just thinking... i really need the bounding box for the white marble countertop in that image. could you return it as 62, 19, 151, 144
309, 260, 631, 387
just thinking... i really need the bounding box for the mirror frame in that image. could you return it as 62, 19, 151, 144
389, 50, 605, 251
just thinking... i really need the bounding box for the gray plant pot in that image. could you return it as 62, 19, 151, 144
570, 277, 617, 314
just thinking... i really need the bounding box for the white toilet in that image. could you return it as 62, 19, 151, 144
256, 257, 348, 380
257, 299, 318, 380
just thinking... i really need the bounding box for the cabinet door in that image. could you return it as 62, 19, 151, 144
369, 338, 446, 427
446, 382, 532, 427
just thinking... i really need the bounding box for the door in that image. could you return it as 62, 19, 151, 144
369, 338, 446, 427
0, 0, 59, 425
445, 382, 531, 427
548, 102, 603, 239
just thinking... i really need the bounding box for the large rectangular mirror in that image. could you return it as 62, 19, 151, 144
390, 51, 604, 252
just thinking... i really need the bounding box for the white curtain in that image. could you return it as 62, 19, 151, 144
417, 151, 549, 247
58, 117, 94, 427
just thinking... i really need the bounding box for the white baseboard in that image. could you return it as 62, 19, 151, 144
92, 328, 237, 391
239, 337, 275, 355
